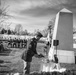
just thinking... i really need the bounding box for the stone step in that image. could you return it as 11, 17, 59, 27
0, 53, 9, 56
0, 49, 12, 56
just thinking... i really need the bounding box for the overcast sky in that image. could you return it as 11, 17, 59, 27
2, 0, 76, 33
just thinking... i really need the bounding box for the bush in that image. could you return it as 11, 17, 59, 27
28, 70, 76, 75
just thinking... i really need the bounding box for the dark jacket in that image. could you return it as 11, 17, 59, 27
22, 38, 38, 62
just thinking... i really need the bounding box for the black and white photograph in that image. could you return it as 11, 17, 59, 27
0, 0, 76, 75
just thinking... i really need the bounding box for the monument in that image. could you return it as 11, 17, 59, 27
41, 8, 75, 72
48, 8, 75, 63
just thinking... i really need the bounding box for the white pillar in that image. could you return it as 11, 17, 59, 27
48, 8, 75, 63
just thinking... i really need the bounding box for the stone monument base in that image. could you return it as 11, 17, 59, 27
55, 50, 75, 63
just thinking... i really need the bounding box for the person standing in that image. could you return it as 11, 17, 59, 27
21, 32, 44, 74
53, 54, 61, 70
0, 41, 4, 52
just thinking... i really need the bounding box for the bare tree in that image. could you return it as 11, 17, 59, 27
41, 17, 56, 37
0, 0, 10, 23
48, 17, 55, 33
14, 24, 23, 35
0, 0, 12, 33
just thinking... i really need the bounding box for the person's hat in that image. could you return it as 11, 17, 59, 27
36, 32, 43, 37
54, 54, 57, 57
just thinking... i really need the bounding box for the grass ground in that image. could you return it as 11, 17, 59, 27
0, 42, 45, 73
0, 42, 76, 75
